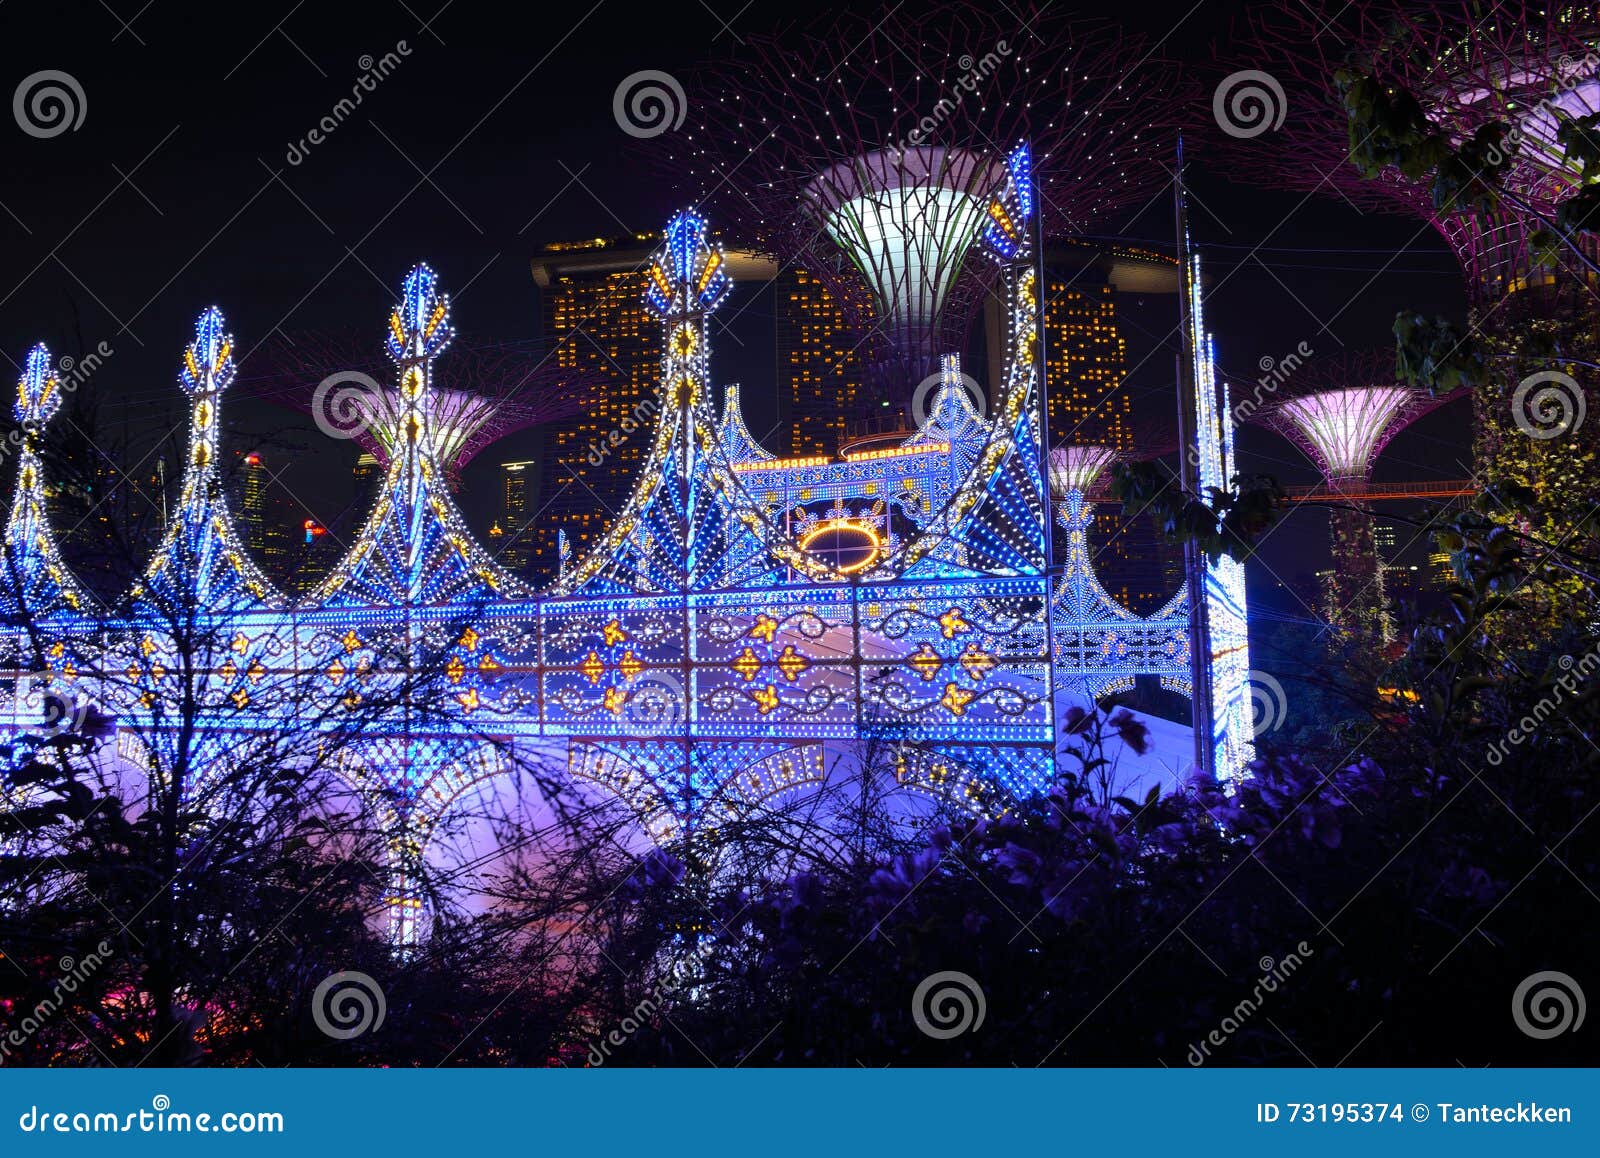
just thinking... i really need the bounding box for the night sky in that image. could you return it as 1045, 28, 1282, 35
1, 0, 1472, 611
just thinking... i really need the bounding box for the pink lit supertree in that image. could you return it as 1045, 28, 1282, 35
1221, 2, 1600, 303
242, 331, 598, 486
1250, 352, 1465, 640
657, 7, 1193, 403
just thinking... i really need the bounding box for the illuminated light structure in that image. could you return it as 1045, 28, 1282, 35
1179, 249, 1255, 782
1234, 4, 1600, 601
1250, 353, 1463, 642
1, 346, 93, 734
1045, 444, 1193, 704
246, 331, 597, 487
662, 7, 1191, 405
0, 150, 1256, 942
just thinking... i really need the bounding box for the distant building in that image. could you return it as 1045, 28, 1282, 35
529, 235, 775, 577
775, 268, 863, 456
237, 451, 290, 580
498, 459, 535, 571
353, 452, 381, 496
986, 240, 1183, 613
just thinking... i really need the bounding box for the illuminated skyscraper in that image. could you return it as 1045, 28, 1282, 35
353, 452, 380, 495
498, 459, 535, 572
240, 452, 267, 551
236, 451, 290, 580
776, 268, 863, 455
530, 236, 775, 577
987, 241, 1183, 612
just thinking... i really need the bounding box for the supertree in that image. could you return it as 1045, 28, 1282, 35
1250, 352, 1464, 642
241, 330, 599, 486
1223, 2, 1600, 635
1224, 1, 1600, 303
658, 7, 1192, 399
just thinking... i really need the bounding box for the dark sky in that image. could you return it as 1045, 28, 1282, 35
0, 0, 1473, 607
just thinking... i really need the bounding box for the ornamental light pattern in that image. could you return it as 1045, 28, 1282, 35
0, 144, 1254, 940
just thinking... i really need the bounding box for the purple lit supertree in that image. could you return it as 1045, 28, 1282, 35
1250, 352, 1464, 641
659, 8, 1193, 401
243, 330, 598, 486
1224, 1, 1600, 304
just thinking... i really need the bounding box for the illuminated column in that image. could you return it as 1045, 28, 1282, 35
644, 210, 733, 479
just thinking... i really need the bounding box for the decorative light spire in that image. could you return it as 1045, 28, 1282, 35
4, 344, 85, 617
137, 307, 282, 609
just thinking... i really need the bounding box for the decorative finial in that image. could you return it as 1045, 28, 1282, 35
387, 263, 454, 366
981, 141, 1033, 262
16, 343, 62, 427
644, 211, 731, 320
179, 306, 236, 397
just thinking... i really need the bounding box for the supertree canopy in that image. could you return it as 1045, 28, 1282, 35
1046, 444, 1118, 499
1251, 352, 1464, 641
244, 331, 598, 483
661, 7, 1191, 388
806, 146, 1009, 380
1229, 1, 1600, 303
